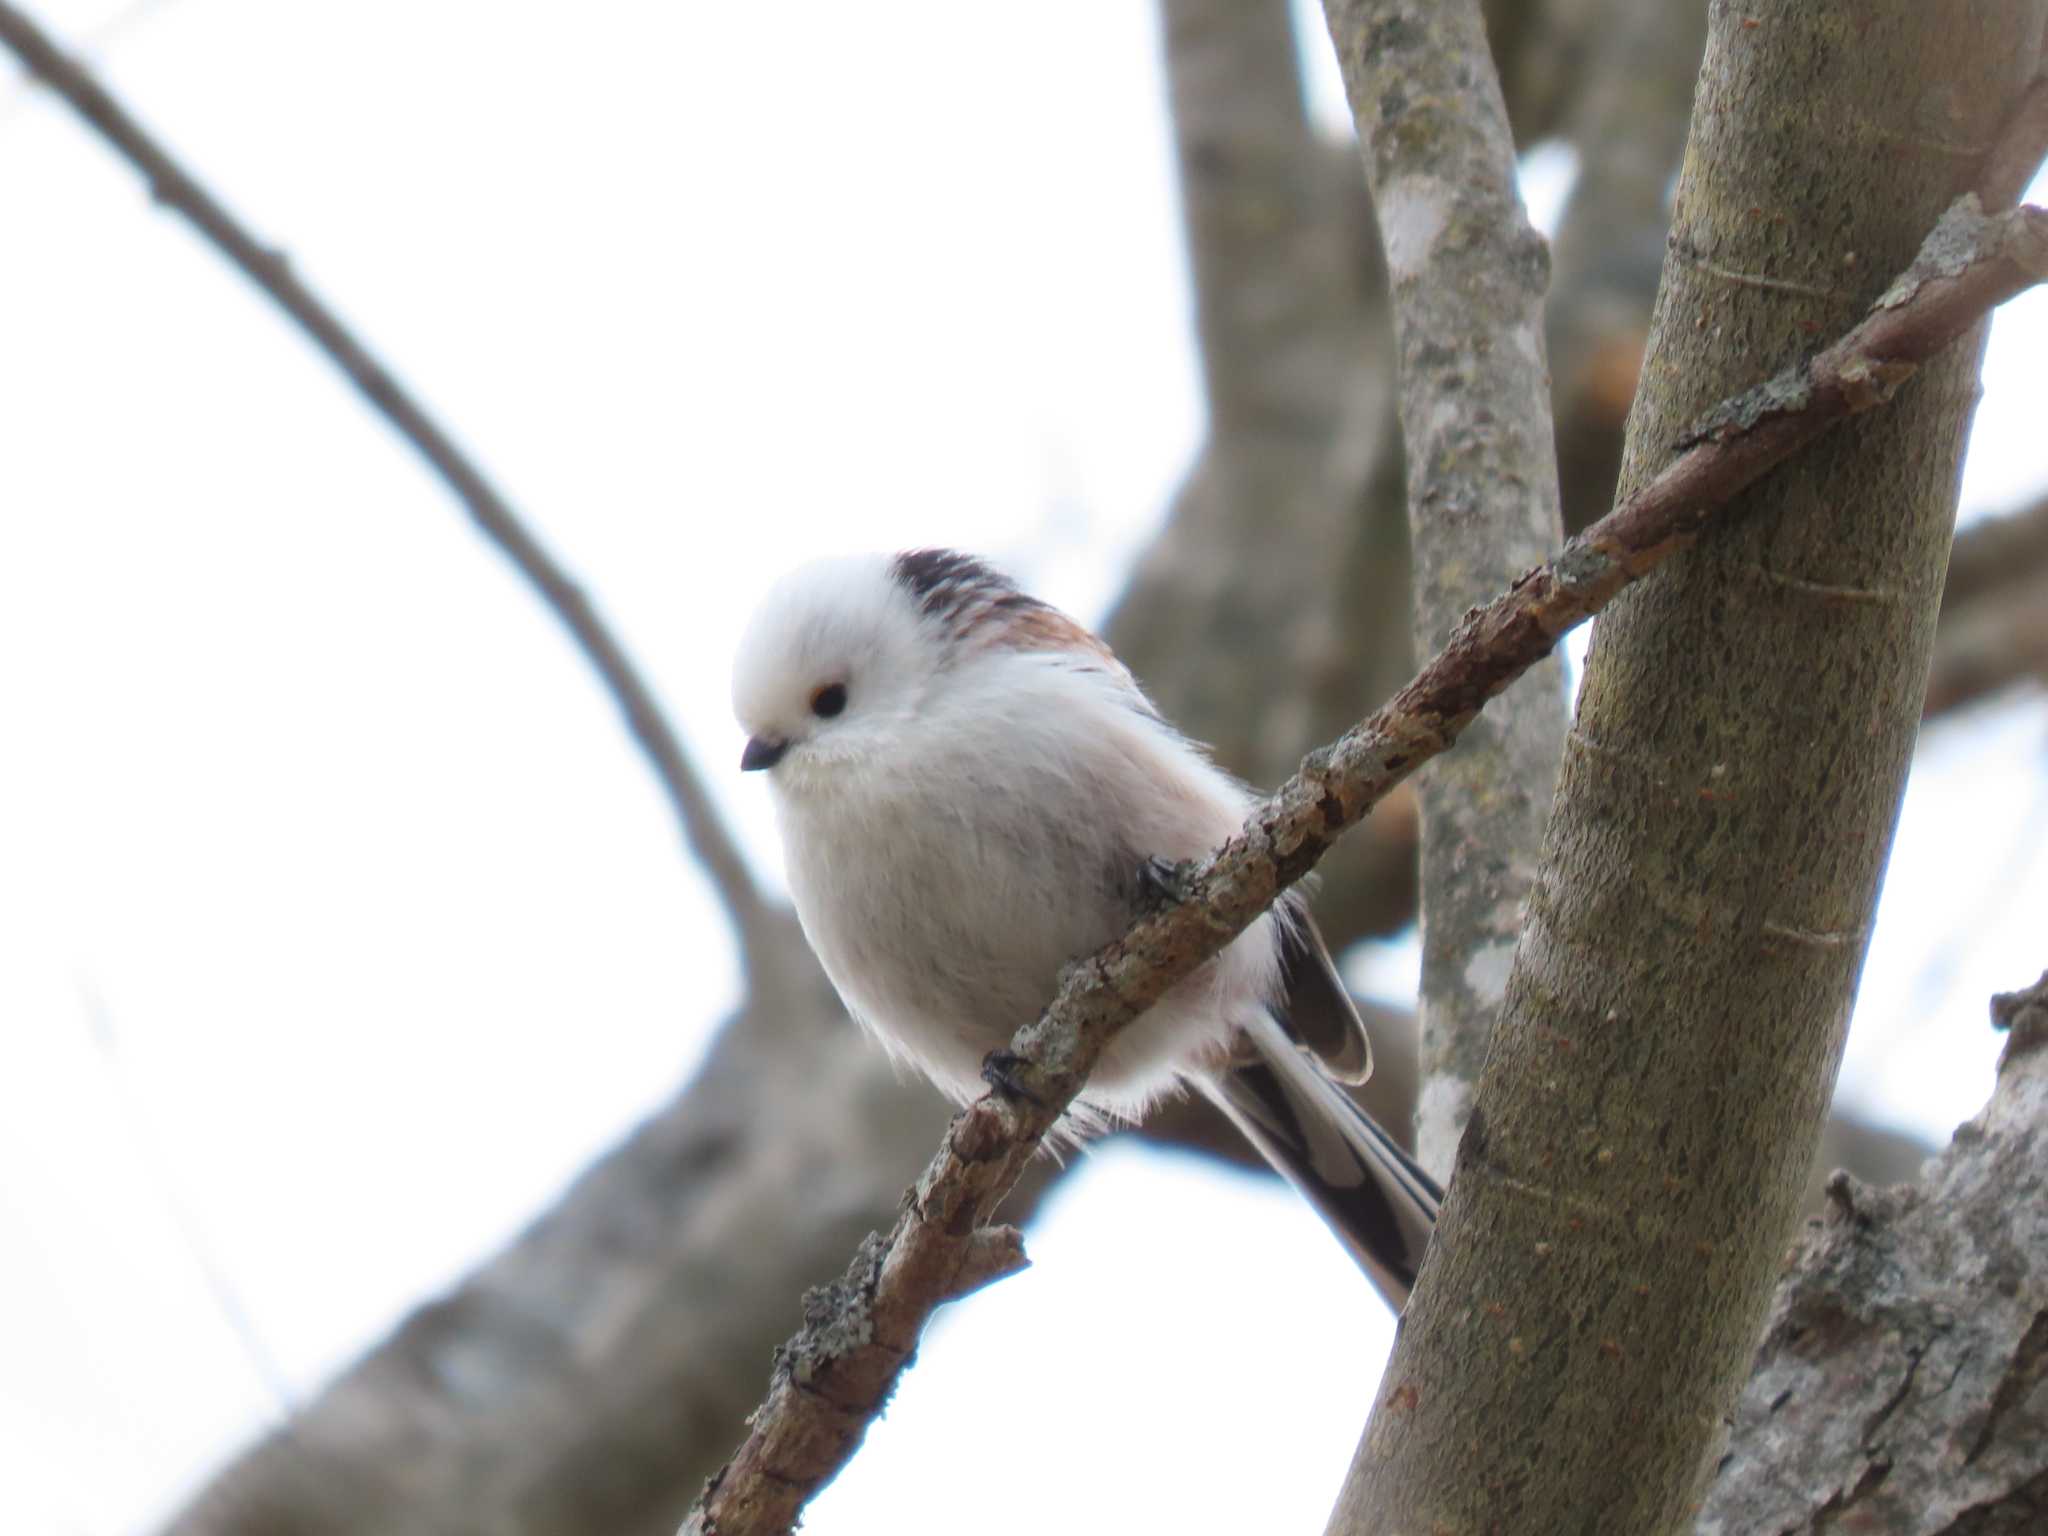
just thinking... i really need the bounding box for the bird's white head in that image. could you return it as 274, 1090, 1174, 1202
729, 552, 943, 786
733, 547, 1131, 794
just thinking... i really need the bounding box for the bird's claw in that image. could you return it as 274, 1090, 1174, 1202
980, 1048, 1045, 1106
1137, 855, 1195, 910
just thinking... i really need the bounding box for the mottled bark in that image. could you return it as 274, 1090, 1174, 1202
1323, 0, 1569, 1178
1699, 972, 2048, 1535
1327, 5, 2046, 1534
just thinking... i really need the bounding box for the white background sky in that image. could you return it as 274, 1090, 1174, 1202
1, 4, 2043, 1532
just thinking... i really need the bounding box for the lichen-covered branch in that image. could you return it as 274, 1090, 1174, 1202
1698, 972, 2048, 1535
1321, 0, 1569, 1177
688, 189, 2048, 1536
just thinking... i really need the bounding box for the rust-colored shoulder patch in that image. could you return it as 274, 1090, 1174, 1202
889, 547, 1125, 673
993, 600, 1123, 669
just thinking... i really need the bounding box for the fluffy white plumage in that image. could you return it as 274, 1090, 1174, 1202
732, 549, 1438, 1305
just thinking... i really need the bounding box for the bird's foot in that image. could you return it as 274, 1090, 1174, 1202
980, 1048, 1045, 1106
1137, 855, 1195, 911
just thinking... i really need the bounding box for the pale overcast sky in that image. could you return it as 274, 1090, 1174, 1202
1, 4, 2043, 1532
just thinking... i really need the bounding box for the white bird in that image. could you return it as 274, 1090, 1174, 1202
732, 548, 1439, 1306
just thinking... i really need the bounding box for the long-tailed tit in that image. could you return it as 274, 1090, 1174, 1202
731, 549, 1440, 1306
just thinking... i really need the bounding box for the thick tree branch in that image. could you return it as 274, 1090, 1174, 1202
0, 0, 774, 969
688, 191, 2048, 1536
1328, 11, 2047, 1529
1322, 0, 1569, 1178
1699, 972, 2048, 1534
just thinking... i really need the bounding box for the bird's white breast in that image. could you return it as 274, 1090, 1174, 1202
774, 652, 1275, 1115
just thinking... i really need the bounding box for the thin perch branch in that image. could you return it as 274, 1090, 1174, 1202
686, 193, 2048, 1536
0, 1, 774, 968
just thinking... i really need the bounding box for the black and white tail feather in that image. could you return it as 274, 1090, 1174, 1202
1201, 1011, 1441, 1306
1189, 899, 1442, 1306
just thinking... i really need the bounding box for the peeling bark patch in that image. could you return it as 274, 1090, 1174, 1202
1878, 196, 1997, 306
1379, 176, 1452, 279
1416, 1077, 1473, 1176
1462, 939, 1515, 1007
1834, 354, 1916, 409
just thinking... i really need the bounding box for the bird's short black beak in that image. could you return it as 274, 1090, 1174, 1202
741, 735, 789, 773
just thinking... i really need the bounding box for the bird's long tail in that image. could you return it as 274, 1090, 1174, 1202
1198, 1010, 1442, 1311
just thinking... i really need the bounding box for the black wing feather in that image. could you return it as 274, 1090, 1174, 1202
1274, 902, 1372, 1085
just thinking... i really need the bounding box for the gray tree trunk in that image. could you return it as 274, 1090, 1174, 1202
1325, 3, 2044, 1532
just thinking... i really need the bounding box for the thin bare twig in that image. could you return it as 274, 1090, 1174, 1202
0, 1, 773, 967
687, 194, 2048, 1536
1322, 0, 1569, 1178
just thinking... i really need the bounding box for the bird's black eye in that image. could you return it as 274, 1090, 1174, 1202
810, 682, 848, 718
